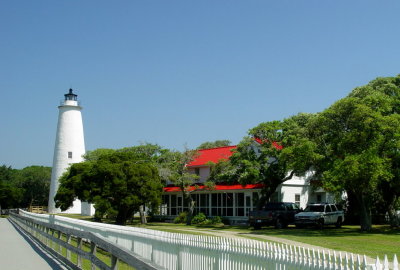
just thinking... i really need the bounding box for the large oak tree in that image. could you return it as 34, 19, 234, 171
309, 75, 400, 231
55, 149, 163, 225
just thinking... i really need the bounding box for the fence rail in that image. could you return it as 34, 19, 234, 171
9, 212, 161, 270
16, 210, 398, 270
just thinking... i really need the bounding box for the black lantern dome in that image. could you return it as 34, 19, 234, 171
65, 89, 78, 101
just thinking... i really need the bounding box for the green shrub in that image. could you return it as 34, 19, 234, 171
174, 211, 188, 223
211, 216, 222, 224
191, 212, 207, 224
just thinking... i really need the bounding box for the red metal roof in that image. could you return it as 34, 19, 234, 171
254, 138, 283, 150
188, 146, 236, 167
163, 183, 263, 192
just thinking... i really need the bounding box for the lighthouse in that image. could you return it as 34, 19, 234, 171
48, 89, 86, 214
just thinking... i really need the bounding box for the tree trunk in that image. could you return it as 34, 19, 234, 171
139, 205, 147, 224
185, 194, 195, 225
116, 207, 129, 225
257, 179, 282, 209
357, 194, 372, 232
387, 204, 400, 228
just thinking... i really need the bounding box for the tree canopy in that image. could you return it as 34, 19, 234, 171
211, 113, 319, 207
197, 140, 231, 150
55, 148, 163, 225
15, 166, 51, 207
0, 165, 50, 210
309, 75, 400, 230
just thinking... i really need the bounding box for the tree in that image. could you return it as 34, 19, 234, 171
15, 166, 51, 207
197, 140, 231, 150
55, 150, 163, 225
159, 147, 217, 225
309, 75, 400, 231
0, 165, 22, 210
212, 114, 319, 208
160, 149, 199, 225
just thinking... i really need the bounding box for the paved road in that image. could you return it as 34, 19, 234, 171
0, 218, 68, 270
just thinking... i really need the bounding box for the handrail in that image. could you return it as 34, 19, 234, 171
9, 212, 163, 270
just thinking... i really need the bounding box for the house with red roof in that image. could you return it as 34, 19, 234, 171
159, 145, 334, 224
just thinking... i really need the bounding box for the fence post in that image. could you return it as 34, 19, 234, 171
57, 230, 62, 254
77, 237, 83, 268
66, 234, 71, 261
46, 227, 50, 247
90, 241, 97, 270
51, 229, 56, 251
111, 255, 119, 270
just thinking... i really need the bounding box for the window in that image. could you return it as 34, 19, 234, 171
245, 195, 251, 216
68, 152, 73, 159
317, 194, 322, 203
194, 168, 200, 176
235, 193, 245, 216
160, 195, 168, 215
295, 194, 300, 207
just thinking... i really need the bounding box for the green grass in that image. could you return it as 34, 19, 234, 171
248, 225, 400, 261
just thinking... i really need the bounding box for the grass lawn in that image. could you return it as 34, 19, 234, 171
57, 214, 400, 261
247, 225, 400, 261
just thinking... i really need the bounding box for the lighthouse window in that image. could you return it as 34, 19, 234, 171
68, 152, 73, 159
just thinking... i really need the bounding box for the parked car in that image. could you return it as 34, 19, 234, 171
249, 202, 301, 229
294, 203, 344, 229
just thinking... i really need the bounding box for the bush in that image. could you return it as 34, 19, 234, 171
191, 212, 207, 224
211, 216, 222, 224
174, 212, 188, 224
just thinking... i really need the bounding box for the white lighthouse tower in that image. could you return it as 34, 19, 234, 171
48, 89, 85, 214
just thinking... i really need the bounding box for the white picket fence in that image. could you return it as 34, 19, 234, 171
19, 210, 398, 270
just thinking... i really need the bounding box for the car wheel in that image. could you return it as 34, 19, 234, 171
253, 224, 261, 230
316, 219, 324, 229
335, 218, 342, 228
295, 224, 304, 229
275, 218, 285, 229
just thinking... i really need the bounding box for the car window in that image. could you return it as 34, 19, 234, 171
304, 205, 325, 212
325, 205, 332, 212
331, 205, 338, 211
265, 203, 284, 210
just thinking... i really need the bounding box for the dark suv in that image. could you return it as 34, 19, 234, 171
249, 202, 301, 229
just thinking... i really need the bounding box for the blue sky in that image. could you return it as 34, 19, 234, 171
1, 1, 399, 169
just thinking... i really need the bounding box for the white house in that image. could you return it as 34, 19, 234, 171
159, 145, 334, 224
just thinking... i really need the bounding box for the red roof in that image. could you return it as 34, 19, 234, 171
188, 146, 236, 167
254, 138, 283, 150
163, 183, 263, 192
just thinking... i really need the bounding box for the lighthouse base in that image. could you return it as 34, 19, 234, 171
60, 199, 82, 214
81, 202, 95, 216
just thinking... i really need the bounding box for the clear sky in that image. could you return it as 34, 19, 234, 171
1, 1, 399, 169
